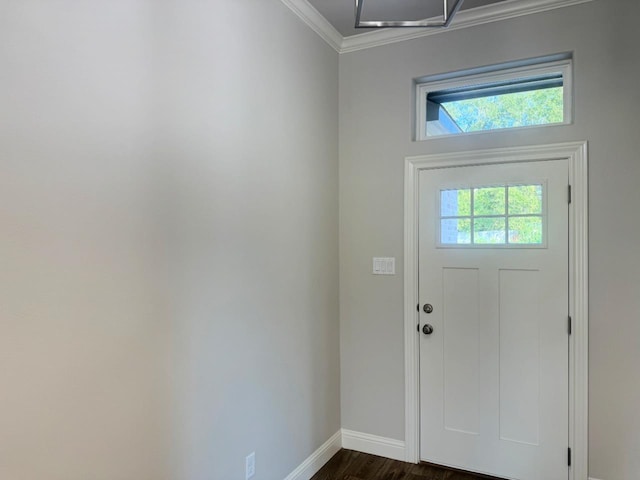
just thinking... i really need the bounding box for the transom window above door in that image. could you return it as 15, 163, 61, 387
415, 54, 573, 139
439, 183, 546, 247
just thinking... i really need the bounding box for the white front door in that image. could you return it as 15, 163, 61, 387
419, 159, 569, 480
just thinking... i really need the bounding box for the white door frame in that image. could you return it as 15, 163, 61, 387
403, 142, 588, 480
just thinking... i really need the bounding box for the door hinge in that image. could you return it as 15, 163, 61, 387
568, 447, 572, 467
568, 185, 572, 204
568, 316, 572, 335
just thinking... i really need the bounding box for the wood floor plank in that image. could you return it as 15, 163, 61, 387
310, 450, 502, 480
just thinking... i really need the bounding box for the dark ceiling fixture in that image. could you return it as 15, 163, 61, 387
355, 0, 465, 28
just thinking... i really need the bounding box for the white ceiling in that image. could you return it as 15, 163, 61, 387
307, 0, 508, 37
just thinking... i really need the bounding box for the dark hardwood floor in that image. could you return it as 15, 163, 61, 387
311, 449, 503, 480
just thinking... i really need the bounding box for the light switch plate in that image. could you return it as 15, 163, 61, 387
373, 257, 395, 275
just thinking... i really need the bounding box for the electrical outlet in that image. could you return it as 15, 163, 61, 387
245, 452, 255, 480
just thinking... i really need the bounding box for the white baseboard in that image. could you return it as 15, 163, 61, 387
283, 430, 342, 480
285, 428, 592, 480
341, 429, 406, 462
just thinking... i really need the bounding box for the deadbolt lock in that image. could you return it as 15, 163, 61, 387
423, 303, 433, 314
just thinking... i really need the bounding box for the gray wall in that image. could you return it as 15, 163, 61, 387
0, 1, 340, 480
338, 2, 640, 480
158, 1, 340, 479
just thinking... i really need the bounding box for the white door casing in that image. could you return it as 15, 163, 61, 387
403, 142, 588, 480
419, 160, 568, 480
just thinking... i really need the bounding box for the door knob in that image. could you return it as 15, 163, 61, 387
423, 303, 433, 314
422, 324, 434, 335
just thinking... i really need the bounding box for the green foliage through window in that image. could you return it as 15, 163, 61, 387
441, 87, 564, 133
440, 184, 544, 246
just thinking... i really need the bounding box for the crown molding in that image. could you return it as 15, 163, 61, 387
280, 0, 343, 53
341, 0, 593, 53
282, 0, 593, 54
